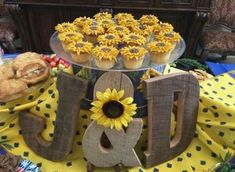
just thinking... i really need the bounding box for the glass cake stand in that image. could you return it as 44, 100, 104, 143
50, 32, 186, 72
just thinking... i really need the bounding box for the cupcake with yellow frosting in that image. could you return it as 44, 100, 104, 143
92, 45, 119, 69
123, 33, 146, 47
153, 22, 174, 35
83, 25, 105, 43
98, 19, 115, 30
132, 24, 154, 42
67, 41, 93, 63
107, 25, 130, 38
158, 31, 181, 49
147, 41, 173, 64
55, 22, 77, 33
73, 17, 94, 32
120, 46, 146, 69
58, 32, 84, 50
139, 15, 159, 26
94, 12, 112, 20
97, 33, 121, 47
118, 18, 139, 30
114, 13, 134, 23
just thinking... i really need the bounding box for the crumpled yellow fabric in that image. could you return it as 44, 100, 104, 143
0, 66, 234, 172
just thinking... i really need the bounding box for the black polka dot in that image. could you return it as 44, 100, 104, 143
83, 125, 88, 129
39, 88, 45, 93
166, 163, 172, 168
213, 112, 219, 118
209, 97, 214, 100
177, 157, 183, 162
44, 124, 47, 129
194, 133, 198, 138
28, 95, 34, 100
52, 121, 55, 126
226, 113, 232, 117
204, 92, 209, 95
211, 105, 217, 109
205, 119, 211, 122
211, 152, 217, 158
1, 136, 7, 139
207, 140, 212, 145
45, 104, 51, 109
38, 100, 43, 104
224, 103, 230, 106
214, 78, 219, 82
207, 83, 212, 86
182, 170, 187, 172
66, 162, 72, 166
220, 122, 226, 125
229, 128, 235, 131
218, 98, 223, 101
191, 166, 195, 171
48, 89, 53, 94
8, 107, 15, 114
200, 86, 203, 89
19, 130, 22, 135
186, 153, 192, 157
200, 160, 206, 165
143, 125, 148, 129
51, 93, 56, 98
195, 146, 201, 151
212, 91, 217, 94
153, 168, 159, 172
233, 140, 235, 144
219, 131, 224, 137
76, 131, 80, 135
35, 106, 40, 111
220, 86, 226, 90
23, 152, 29, 157
44, 113, 50, 118
9, 123, 15, 128
227, 94, 232, 98
202, 108, 209, 112
0, 122, 5, 126
199, 99, 203, 103
228, 82, 233, 86
14, 142, 19, 147
49, 133, 54, 137
206, 125, 211, 128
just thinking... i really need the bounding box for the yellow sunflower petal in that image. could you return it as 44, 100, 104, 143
121, 97, 134, 105
120, 117, 128, 127
114, 120, 123, 131
91, 113, 103, 120
111, 89, 118, 99
91, 100, 103, 108
116, 90, 124, 100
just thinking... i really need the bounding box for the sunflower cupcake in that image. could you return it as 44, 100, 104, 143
97, 33, 121, 47
139, 15, 159, 26
98, 19, 115, 30
158, 31, 181, 49
132, 24, 154, 42
67, 41, 93, 63
107, 25, 130, 38
120, 46, 146, 69
94, 12, 112, 20
73, 17, 94, 32
153, 22, 174, 35
92, 45, 119, 69
58, 32, 84, 50
123, 33, 146, 47
83, 25, 105, 43
118, 18, 139, 30
114, 13, 134, 22
55, 22, 77, 33
147, 41, 173, 64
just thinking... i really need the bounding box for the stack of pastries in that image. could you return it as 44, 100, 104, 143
0, 52, 50, 102
55, 12, 181, 69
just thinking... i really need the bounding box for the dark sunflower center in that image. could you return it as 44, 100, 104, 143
139, 25, 146, 30
103, 20, 109, 24
115, 27, 123, 31
129, 48, 139, 54
130, 35, 139, 40
157, 42, 165, 47
75, 43, 84, 48
90, 26, 97, 30
66, 33, 75, 37
165, 33, 174, 37
105, 35, 114, 40
101, 47, 111, 52
102, 100, 124, 119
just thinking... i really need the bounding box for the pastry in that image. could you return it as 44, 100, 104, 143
97, 33, 121, 47
118, 18, 139, 30
83, 25, 105, 43
0, 79, 28, 102
13, 52, 42, 70
58, 31, 84, 50
55, 22, 77, 33
153, 22, 174, 35
73, 17, 94, 32
107, 25, 130, 38
92, 45, 119, 69
114, 13, 134, 23
139, 15, 159, 26
123, 33, 146, 47
67, 41, 93, 63
158, 31, 181, 49
94, 12, 112, 20
16, 59, 50, 85
147, 41, 173, 64
120, 46, 146, 69
0, 64, 14, 81
98, 19, 115, 30
132, 24, 154, 42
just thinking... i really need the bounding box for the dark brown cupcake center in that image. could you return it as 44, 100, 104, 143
115, 27, 123, 31
165, 33, 174, 37
105, 35, 114, 40
157, 42, 165, 47
75, 43, 84, 48
129, 48, 139, 53
102, 47, 111, 52
130, 35, 139, 40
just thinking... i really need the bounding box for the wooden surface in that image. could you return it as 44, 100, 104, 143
143, 73, 199, 168
93, 71, 134, 99
19, 72, 88, 161
5, 0, 211, 57
82, 119, 143, 168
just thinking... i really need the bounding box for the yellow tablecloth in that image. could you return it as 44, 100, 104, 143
0, 66, 234, 172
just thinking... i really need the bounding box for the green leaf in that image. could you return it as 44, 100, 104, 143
2, 143, 14, 151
